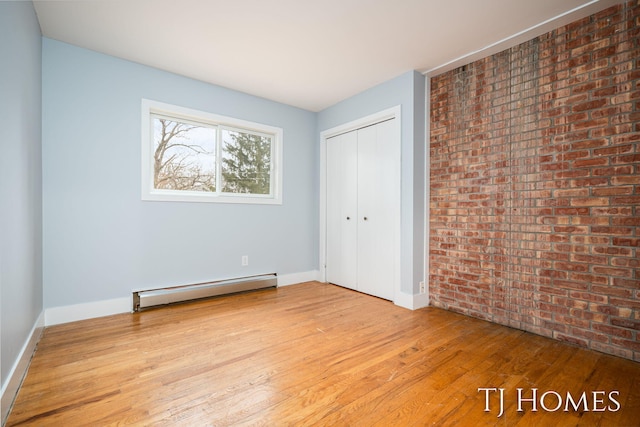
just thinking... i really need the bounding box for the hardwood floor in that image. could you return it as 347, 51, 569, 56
5, 282, 640, 426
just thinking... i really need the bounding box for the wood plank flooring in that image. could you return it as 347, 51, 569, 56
5, 282, 640, 426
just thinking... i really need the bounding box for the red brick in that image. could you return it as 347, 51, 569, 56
591, 226, 634, 235
571, 235, 611, 245
554, 262, 589, 273
613, 154, 640, 164
554, 333, 589, 347
554, 207, 589, 215
570, 197, 610, 207
611, 176, 640, 185
612, 217, 640, 226
612, 237, 640, 247
572, 98, 609, 112
592, 266, 633, 277
570, 254, 609, 265
570, 216, 610, 225
429, 1, 640, 362
611, 318, 640, 331
591, 323, 633, 339
592, 285, 634, 298
592, 207, 633, 216
570, 139, 609, 150
611, 257, 640, 268
592, 246, 632, 256
554, 314, 591, 329
554, 188, 590, 198
569, 291, 608, 304
593, 166, 633, 176
593, 144, 635, 156
554, 226, 589, 234
570, 177, 609, 187
592, 186, 634, 196
612, 196, 640, 205
612, 278, 640, 288
570, 273, 609, 285
611, 337, 640, 352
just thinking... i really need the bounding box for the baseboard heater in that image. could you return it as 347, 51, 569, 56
132, 273, 277, 312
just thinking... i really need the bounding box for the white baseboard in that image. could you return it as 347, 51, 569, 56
43, 271, 322, 327
1, 311, 45, 425
42, 273, 419, 327
277, 270, 321, 287
45, 297, 131, 326
394, 291, 430, 310
411, 291, 430, 310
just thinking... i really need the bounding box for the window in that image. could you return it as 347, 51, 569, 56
142, 99, 282, 204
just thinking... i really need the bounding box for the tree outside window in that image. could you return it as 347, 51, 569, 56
221, 129, 272, 195
153, 118, 216, 192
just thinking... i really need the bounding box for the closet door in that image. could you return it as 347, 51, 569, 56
326, 131, 358, 290
357, 119, 396, 300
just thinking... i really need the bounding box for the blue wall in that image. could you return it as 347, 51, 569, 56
0, 1, 43, 392
42, 39, 318, 308
318, 71, 426, 294
1, 21, 426, 402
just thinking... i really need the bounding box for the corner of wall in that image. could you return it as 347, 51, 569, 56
1, 311, 44, 425
394, 291, 430, 311
277, 270, 321, 287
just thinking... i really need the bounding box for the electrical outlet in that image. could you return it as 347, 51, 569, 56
419, 281, 426, 293
242, 255, 249, 266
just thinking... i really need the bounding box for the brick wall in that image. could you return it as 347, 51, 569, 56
429, 1, 639, 361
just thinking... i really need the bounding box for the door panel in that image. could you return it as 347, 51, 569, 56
326, 131, 358, 290
357, 120, 396, 300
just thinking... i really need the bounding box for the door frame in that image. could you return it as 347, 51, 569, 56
319, 106, 402, 303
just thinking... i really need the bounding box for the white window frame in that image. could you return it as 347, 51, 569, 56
141, 99, 283, 204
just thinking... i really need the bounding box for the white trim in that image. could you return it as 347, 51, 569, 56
43, 271, 322, 327
277, 270, 321, 287
423, 0, 625, 77
1, 311, 44, 424
319, 131, 327, 282
423, 75, 430, 305
394, 291, 430, 311
320, 107, 400, 140
141, 99, 283, 205
44, 297, 131, 326
319, 106, 402, 305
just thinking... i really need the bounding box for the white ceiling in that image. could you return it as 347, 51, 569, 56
33, 0, 621, 112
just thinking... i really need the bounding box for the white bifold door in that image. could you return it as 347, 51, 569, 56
326, 118, 398, 301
